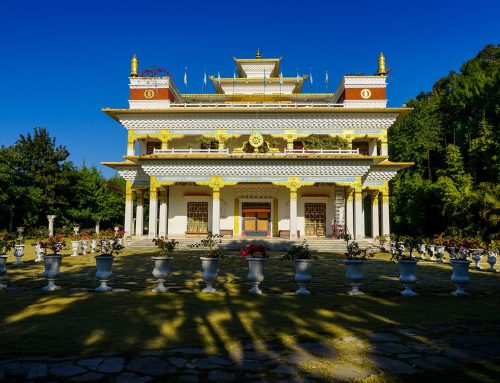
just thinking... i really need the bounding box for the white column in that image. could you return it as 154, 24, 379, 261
127, 139, 135, 156
346, 191, 354, 238
124, 181, 134, 237
158, 189, 168, 236
148, 186, 158, 238
371, 192, 380, 238
47, 215, 56, 236
212, 188, 221, 235
381, 190, 390, 236
289, 187, 298, 239
381, 139, 388, 156
354, 187, 364, 239
135, 190, 144, 236
95, 220, 100, 235
368, 140, 377, 156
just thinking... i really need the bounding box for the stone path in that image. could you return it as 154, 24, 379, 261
1, 322, 500, 382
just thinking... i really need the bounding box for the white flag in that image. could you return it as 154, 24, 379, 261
183, 67, 188, 88
296, 68, 300, 84
309, 67, 313, 85
217, 71, 221, 84
279, 70, 284, 86
203, 70, 207, 86
233, 69, 236, 85
325, 69, 329, 86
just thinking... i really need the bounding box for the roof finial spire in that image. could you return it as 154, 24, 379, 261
378, 52, 386, 76
130, 54, 139, 77
256, 48, 261, 59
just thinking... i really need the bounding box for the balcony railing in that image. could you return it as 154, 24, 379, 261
153, 148, 229, 154
284, 148, 360, 155
168, 102, 345, 108
152, 148, 361, 156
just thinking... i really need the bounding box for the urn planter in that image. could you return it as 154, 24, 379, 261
34, 243, 45, 262
90, 239, 97, 254
345, 259, 365, 295
470, 249, 483, 270
42, 255, 63, 291
436, 246, 445, 263
95, 256, 114, 292
399, 259, 418, 297
81, 240, 89, 255
71, 241, 80, 257
151, 256, 172, 292
418, 244, 426, 260
487, 253, 497, 272
294, 259, 314, 295
200, 257, 219, 293
0, 254, 8, 288
247, 257, 266, 294
13, 244, 25, 266
450, 259, 471, 296
428, 244, 436, 261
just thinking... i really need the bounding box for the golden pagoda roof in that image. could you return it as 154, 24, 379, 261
233, 56, 283, 78
209, 75, 307, 94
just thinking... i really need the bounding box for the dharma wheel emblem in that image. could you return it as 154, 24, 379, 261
144, 89, 155, 99
360, 89, 372, 99
249, 132, 264, 148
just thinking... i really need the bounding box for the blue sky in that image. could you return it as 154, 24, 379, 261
1, 0, 499, 177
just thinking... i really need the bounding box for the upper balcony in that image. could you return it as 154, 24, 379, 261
152, 147, 360, 156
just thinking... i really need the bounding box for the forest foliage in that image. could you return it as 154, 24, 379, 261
389, 43, 500, 241
0, 128, 124, 232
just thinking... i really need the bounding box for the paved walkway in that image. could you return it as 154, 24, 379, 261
1, 322, 499, 382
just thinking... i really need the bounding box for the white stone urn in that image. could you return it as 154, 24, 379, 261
13, 244, 25, 266
294, 259, 314, 295
470, 249, 483, 269
34, 242, 45, 262
95, 255, 114, 292
42, 255, 63, 291
200, 257, 219, 293
0, 254, 8, 289
428, 244, 436, 261
246, 257, 266, 294
487, 252, 497, 272
345, 259, 365, 295
450, 259, 471, 296
399, 259, 418, 297
418, 244, 426, 260
71, 241, 80, 257
152, 256, 172, 292
436, 246, 445, 263
90, 239, 97, 254
81, 240, 89, 255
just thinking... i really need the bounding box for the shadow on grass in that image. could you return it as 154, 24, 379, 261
1, 249, 500, 382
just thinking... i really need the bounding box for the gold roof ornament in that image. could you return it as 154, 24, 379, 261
256, 48, 261, 59
378, 52, 386, 76
130, 54, 139, 77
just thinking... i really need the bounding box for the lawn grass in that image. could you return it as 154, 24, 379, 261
1, 245, 500, 381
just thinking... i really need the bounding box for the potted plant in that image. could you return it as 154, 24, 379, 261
151, 236, 179, 292
433, 233, 447, 263
70, 231, 81, 257
13, 233, 26, 266
449, 246, 471, 296
94, 233, 123, 292
0, 231, 17, 289
343, 241, 376, 295
240, 243, 268, 294
461, 237, 484, 269
31, 227, 47, 262
417, 237, 428, 260
188, 234, 223, 293
393, 237, 418, 297
39, 235, 66, 291
486, 241, 498, 272
375, 235, 388, 252
80, 230, 93, 255
282, 240, 317, 295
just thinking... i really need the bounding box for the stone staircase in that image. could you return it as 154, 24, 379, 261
126, 236, 375, 254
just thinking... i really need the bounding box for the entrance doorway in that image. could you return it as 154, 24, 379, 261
242, 202, 271, 237
186, 202, 209, 234
305, 203, 326, 237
